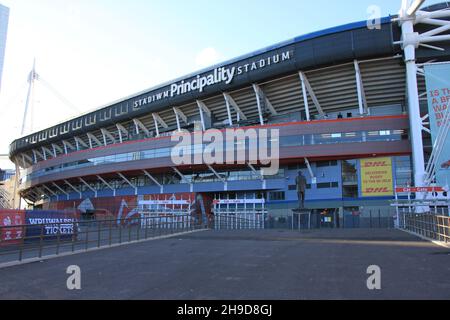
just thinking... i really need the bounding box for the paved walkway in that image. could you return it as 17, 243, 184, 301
0, 229, 449, 299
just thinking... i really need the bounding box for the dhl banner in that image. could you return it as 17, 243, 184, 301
360, 157, 394, 197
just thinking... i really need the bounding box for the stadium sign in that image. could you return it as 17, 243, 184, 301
395, 187, 444, 193
133, 50, 293, 109
170, 66, 236, 97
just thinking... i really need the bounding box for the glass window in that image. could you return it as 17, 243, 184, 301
288, 163, 307, 170
317, 183, 330, 189
280, 135, 301, 147
342, 159, 358, 198
342, 160, 358, 184
395, 156, 412, 187
343, 185, 358, 198
317, 160, 337, 168
269, 191, 285, 201
317, 182, 339, 189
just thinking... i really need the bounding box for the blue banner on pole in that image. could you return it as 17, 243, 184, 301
424, 63, 450, 187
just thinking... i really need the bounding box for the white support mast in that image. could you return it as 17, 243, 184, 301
21, 59, 38, 136
394, 0, 450, 212
397, 0, 427, 212
20, 59, 80, 137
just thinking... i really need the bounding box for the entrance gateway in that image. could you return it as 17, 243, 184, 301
137, 193, 267, 230
138, 198, 193, 229
134, 192, 403, 230
136, 195, 371, 230
212, 193, 266, 230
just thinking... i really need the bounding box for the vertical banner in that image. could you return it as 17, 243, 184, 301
0, 209, 25, 246
360, 157, 394, 197
424, 63, 450, 187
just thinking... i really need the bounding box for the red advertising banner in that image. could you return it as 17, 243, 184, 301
43, 193, 199, 225
0, 209, 25, 246
395, 187, 444, 193
44, 196, 138, 224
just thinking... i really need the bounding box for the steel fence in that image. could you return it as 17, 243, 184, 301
214, 214, 265, 230
401, 213, 450, 243
0, 214, 200, 265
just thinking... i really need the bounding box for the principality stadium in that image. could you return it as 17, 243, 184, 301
7, 1, 450, 229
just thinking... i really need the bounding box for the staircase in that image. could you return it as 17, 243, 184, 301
0, 185, 11, 209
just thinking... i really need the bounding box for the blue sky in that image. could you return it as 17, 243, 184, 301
0, 0, 445, 168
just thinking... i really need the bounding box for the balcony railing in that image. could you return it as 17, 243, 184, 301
22, 128, 408, 185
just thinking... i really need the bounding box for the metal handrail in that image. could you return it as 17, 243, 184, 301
400, 213, 450, 243
213, 212, 266, 230
0, 214, 200, 264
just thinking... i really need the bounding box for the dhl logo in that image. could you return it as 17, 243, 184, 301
363, 161, 388, 168
365, 188, 390, 193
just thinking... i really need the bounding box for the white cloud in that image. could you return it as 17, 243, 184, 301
195, 47, 222, 68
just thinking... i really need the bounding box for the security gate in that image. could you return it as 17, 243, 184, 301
213, 195, 267, 230
392, 187, 450, 227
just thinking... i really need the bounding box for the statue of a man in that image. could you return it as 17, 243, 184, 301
296, 171, 307, 208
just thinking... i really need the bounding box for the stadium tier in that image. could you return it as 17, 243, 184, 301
8, 3, 450, 228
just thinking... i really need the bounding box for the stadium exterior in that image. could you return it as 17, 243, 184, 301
8, 3, 450, 228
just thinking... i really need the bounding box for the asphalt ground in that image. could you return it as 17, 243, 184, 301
0, 228, 449, 300
0, 224, 189, 264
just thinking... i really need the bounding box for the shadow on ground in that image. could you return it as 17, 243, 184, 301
0, 229, 449, 300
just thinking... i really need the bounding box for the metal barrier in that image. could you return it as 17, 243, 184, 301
139, 212, 193, 229
400, 213, 450, 243
212, 196, 267, 230
0, 214, 200, 265
391, 186, 449, 217
214, 214, 265, 230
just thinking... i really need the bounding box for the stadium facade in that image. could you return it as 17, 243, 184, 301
8, 2, 450, 228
